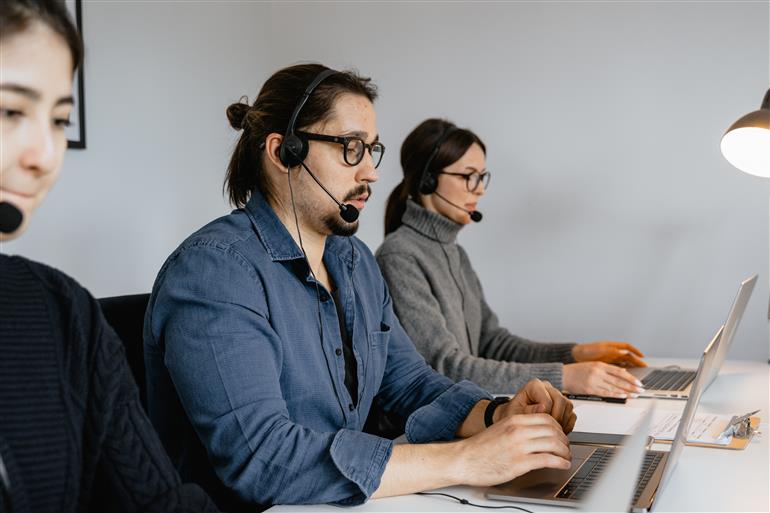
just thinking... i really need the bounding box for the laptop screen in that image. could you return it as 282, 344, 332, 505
657, 324, 723, 493
704, 274, 756, 388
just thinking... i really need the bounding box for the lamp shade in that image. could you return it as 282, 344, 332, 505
720, 88, 770, 178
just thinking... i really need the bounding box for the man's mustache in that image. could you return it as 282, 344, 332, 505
343, 184, 371, 202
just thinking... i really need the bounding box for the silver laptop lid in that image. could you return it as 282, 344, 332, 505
580, 405, 655, 513
657, 324, 724, 495
704, 274, 756, 388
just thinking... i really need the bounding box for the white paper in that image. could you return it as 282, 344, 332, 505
649, 412, 733, 445
572, 404, 735, 445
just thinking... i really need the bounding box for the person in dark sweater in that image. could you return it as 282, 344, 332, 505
378, 118, 648, 398
0, 2, 218, 512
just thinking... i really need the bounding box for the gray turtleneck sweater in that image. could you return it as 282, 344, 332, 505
376, 200, 576, 393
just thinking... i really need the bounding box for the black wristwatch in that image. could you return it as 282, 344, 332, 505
484, 396, 510, 427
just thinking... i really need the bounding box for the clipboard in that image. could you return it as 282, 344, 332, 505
654, 416, 760, 450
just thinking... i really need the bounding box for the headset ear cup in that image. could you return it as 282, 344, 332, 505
279, 133, 308, 168
418, 125, 457, 196
419, 172, 438, 195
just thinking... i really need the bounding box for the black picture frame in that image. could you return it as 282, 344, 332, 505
65, 0, 86, 149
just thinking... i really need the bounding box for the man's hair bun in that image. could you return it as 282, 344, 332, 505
226, 97, 251, 130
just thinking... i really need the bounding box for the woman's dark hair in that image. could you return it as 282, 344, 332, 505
384, 118, 486, 235
225, 63, 378, 208
0, 0, 82, 71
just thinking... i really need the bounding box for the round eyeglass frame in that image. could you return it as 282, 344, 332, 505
296, 130, 385, 168
437, 171, 491, 192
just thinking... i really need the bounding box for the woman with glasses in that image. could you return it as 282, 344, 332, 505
377, 118, 647, 398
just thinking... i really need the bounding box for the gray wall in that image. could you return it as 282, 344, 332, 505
4, 1, 768, 360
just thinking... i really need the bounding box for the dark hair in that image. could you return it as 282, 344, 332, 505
384, 118, 486, 235
0, 0, 82, 72
225, 63, 378, 208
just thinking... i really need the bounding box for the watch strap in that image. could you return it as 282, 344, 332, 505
484, 396, 510, 427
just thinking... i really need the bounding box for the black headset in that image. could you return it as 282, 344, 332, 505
418, 125, 459, 195
278, 68, 339, 168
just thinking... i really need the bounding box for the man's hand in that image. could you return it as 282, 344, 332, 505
496, 379, 577, 433
455, 413, 572, 487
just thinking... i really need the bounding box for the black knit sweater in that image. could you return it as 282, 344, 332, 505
0, 254, 219, 513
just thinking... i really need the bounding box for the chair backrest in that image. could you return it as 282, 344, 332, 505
98, 294, 151, 408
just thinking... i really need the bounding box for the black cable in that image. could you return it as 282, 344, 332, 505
287, 165, 322, 327
416, 492, 534, 512
296, 159, 342, 208
286, 165, 345, 418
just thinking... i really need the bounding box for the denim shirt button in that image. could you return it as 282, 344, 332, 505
335, 348, 342, 356
348, 403, 355, 411
319, 291, 330, 302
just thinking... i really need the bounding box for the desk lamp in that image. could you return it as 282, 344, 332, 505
720, 88, 770, 362
721, 89, 770, 178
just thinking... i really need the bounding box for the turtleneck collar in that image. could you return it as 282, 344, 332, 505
401, 198, 463, 244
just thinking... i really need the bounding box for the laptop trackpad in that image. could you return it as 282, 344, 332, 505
491, 444, 594, 498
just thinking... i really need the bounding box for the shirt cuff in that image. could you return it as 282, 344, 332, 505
329, 428, 394, 505
404, 380, 492, 444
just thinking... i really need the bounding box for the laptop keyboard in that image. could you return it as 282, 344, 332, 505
556, 447, 665, 502
631, 452, 665, 503
641, 369, 696, 391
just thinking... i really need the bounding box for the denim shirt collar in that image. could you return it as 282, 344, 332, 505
244, 190, 359, 269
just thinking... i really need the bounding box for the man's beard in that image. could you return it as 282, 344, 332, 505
322, 184, 371, 237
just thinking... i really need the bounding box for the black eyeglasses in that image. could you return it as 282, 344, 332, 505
296, 130, 385, 168
437, 171, 491, 192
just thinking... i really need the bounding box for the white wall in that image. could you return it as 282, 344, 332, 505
4, 1, 768, 360
4, 2, 272, 294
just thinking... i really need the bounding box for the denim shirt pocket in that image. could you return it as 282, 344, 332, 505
369, 322, 391, 348
361, 322, 391, 404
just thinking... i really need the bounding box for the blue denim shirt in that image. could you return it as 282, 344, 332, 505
144, 191, 491, 507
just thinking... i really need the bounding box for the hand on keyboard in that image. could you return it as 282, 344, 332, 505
455, 413, 572, 487
572, 341, 647, 367
563, 362, 645, 398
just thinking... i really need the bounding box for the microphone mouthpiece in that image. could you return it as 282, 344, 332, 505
470, 210, 483, 222
339, 204, 360, 223
0, 202, 23, 234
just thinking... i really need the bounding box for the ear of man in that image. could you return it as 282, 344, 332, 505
265, 133, 290, 174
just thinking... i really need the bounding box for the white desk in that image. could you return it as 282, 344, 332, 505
270, 359, 769, 512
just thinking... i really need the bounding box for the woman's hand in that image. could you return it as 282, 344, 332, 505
563, 362, 645, 398
572, 341, 647, 367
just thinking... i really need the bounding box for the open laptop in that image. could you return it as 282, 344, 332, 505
486, 323, 723, 512
579, 405, 654, 513
629, 273, 756, 399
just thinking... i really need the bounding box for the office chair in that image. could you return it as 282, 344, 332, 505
98, 293, 151, 408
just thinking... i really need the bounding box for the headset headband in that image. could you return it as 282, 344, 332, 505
285, 68, 339, 140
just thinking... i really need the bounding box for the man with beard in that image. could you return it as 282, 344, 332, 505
144, 64, 576, 512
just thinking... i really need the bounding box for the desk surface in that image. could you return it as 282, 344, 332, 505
269, 359, 769, 512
